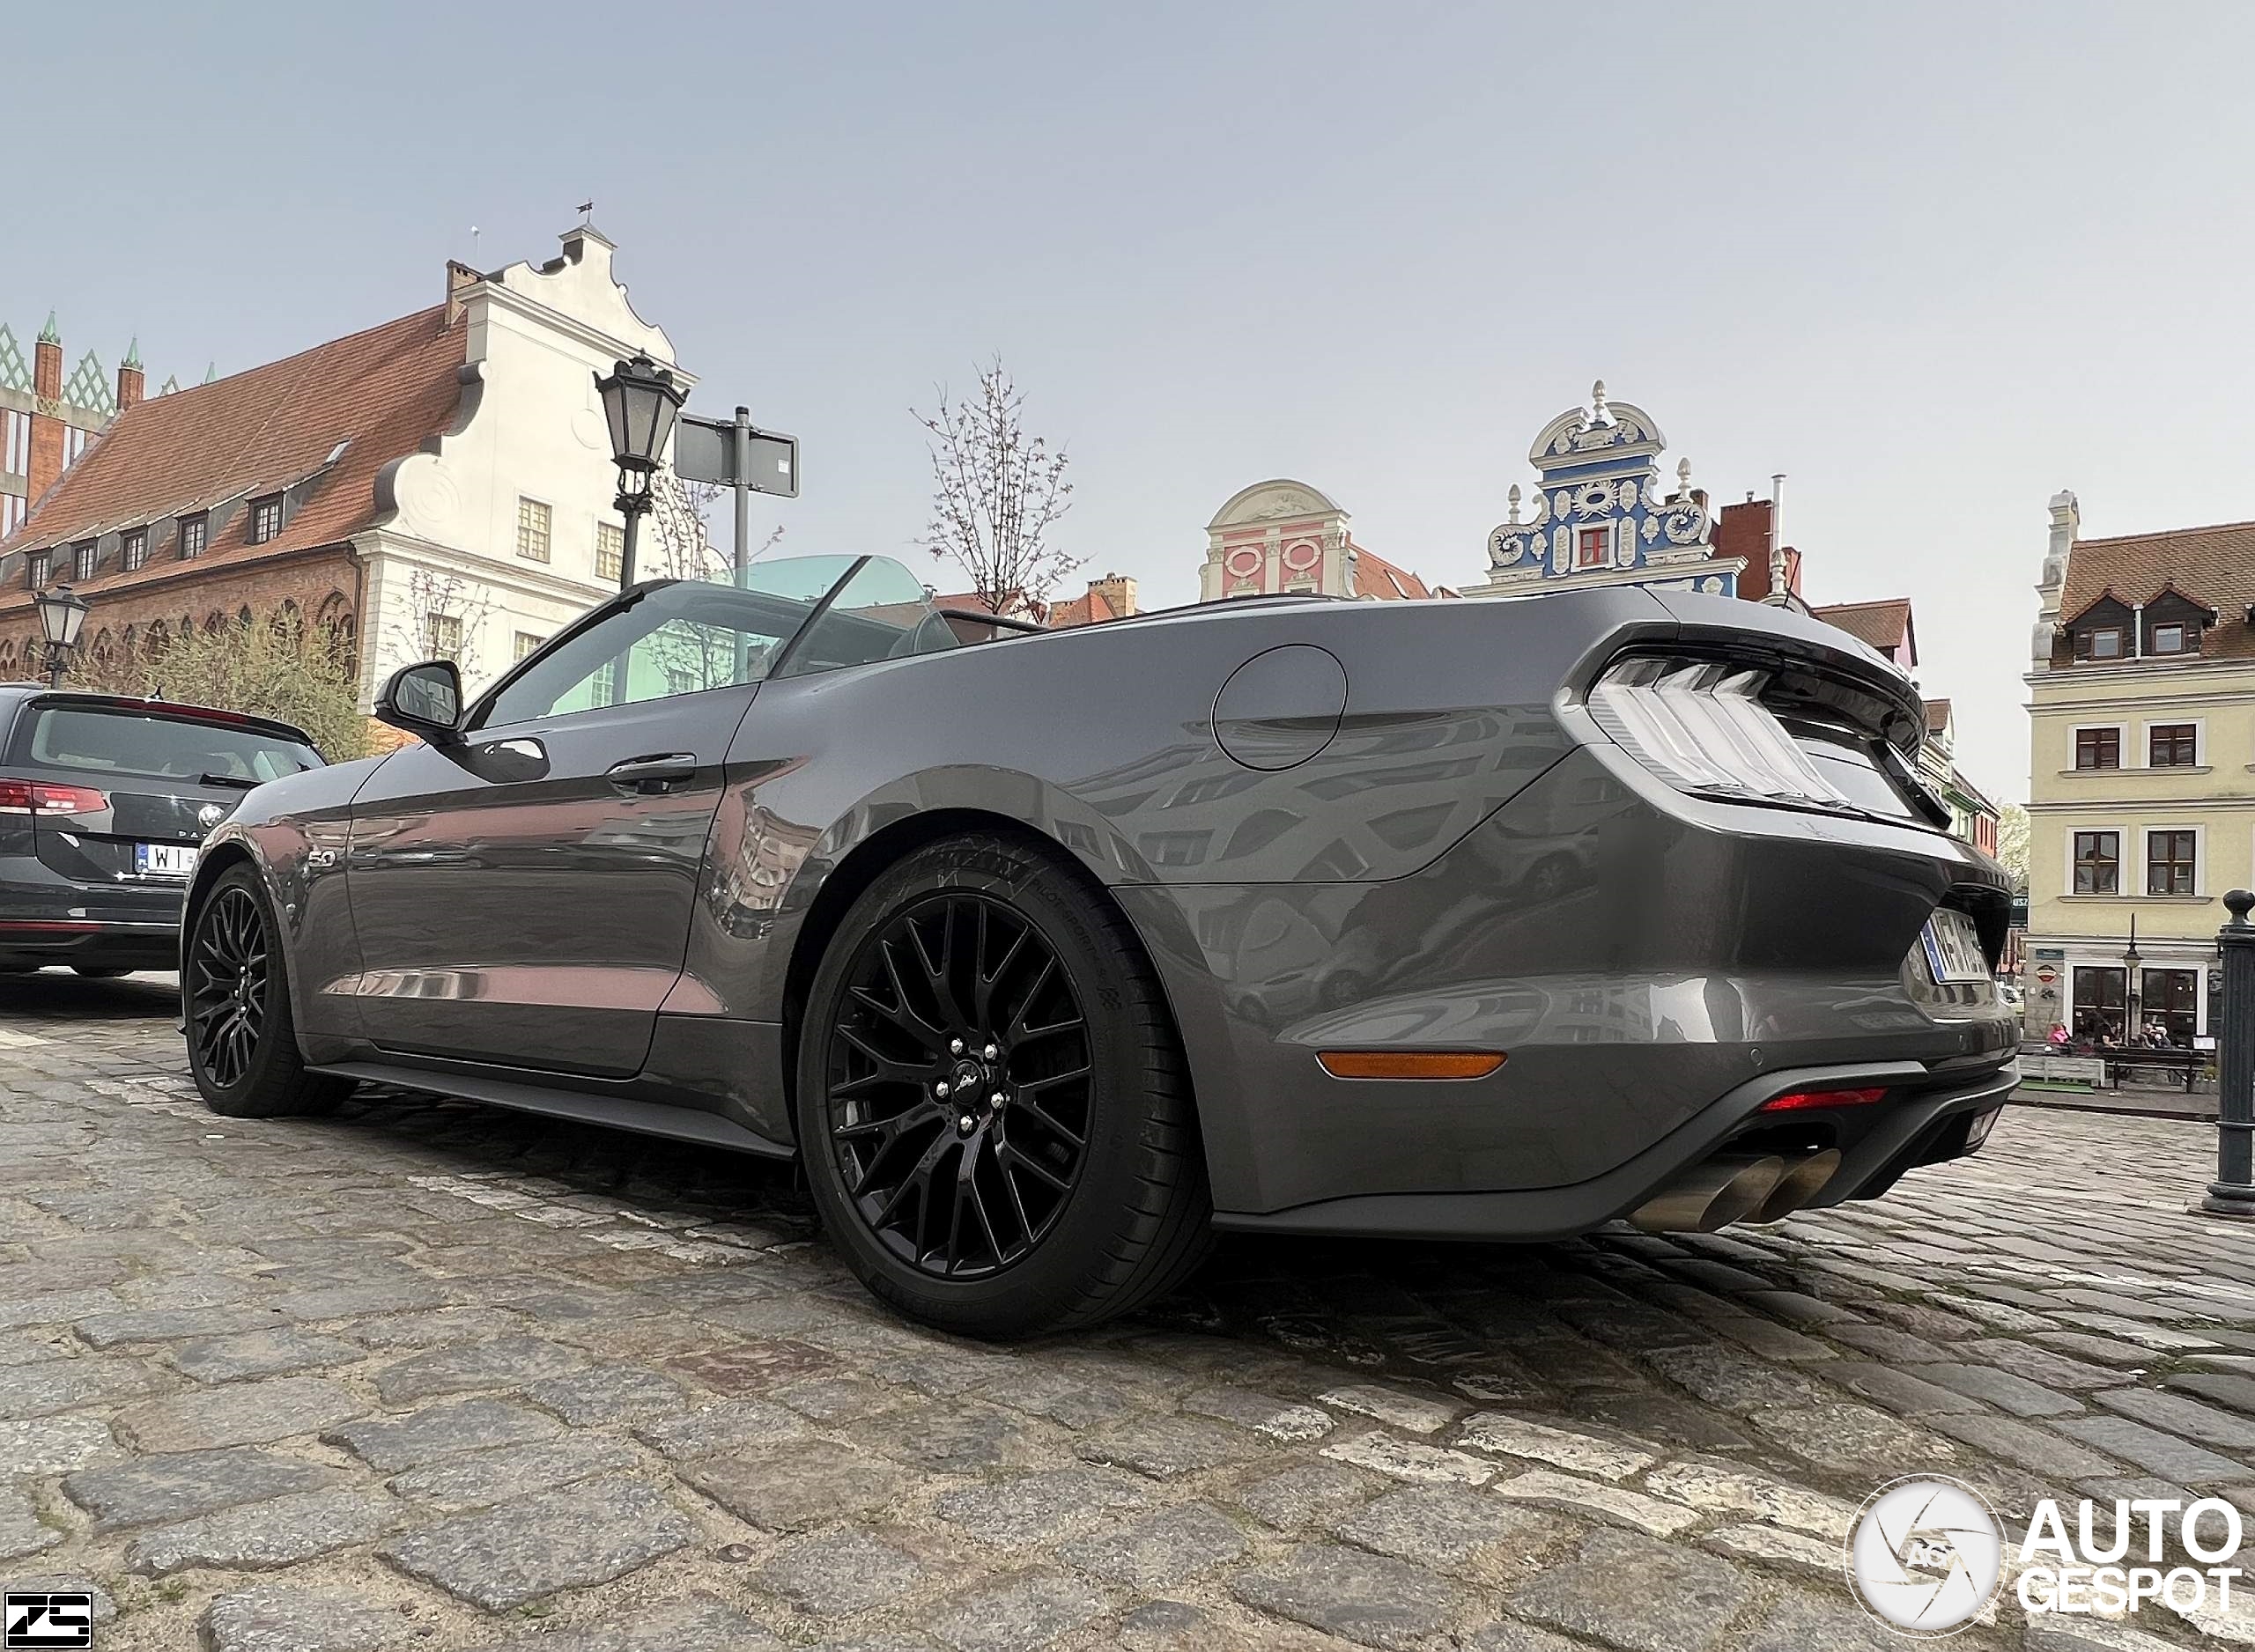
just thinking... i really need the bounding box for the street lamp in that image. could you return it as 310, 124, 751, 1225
594, 351, 685, 593
33, 582, 89, 688
2123, 914, 2142, 1043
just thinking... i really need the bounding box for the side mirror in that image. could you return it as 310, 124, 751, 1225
374, 660, 464, 745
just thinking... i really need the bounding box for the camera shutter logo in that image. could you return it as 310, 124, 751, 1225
1845, 1477, 2003, 1636
4, 1592, 94, 1650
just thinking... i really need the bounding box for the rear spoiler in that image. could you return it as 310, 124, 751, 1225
24, 691, 316, 748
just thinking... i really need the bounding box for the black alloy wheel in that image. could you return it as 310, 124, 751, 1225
184, 865, 349, 1119
189, 885, 269, 1088
798, 832, 1211, 1338
826, 890, 1092, 1279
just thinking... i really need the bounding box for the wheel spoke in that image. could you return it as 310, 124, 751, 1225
1000, 1141, 1070, 1193
1013, 1098, 1084, 1151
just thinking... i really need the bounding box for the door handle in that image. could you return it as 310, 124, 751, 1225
606, 753, 699, 793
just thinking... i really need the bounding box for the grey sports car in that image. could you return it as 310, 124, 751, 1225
181, 553, 2016, 1336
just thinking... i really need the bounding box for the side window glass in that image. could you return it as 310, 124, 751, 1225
477, 584, 797, 726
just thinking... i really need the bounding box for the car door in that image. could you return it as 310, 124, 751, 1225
343, 581, 802, 1078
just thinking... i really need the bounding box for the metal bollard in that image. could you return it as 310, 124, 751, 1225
2195, 889, 2255, 1220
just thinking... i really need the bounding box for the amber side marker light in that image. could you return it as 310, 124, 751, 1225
1317, 1051, 1507, 1080
1756, 1086, 1889, 1113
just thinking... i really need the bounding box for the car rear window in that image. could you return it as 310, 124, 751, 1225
16, 705, 321, 784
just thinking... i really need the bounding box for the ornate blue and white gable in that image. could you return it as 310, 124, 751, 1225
1463, 382, 1737, 600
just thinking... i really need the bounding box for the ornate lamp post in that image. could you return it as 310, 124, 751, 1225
32, 583, 89, 688
594, 352, 685, 594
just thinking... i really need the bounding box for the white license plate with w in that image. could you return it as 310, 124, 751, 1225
135, 843, 198, 878
1920, 907, 1989, 985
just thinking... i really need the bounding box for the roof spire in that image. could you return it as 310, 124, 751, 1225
1675, 456, 1692, 498
38, 312, 59, 345
123, 336, 142, 369
1589, 379, 1609, 424
202, 361, 217, 384
1506, 483, 1522, 525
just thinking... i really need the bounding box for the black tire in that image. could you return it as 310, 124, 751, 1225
185, 865, 351, 1119
796, 832, 1211, 1338
72, 965, 132, 979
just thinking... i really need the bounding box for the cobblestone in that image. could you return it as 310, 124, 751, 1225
11, 981, 2255, 1649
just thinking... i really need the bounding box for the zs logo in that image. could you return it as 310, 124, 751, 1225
4, 1593, 92, 1648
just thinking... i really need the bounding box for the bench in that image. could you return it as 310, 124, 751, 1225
2103, 1048, 2203, 1093
2016, 1054, 2108, 1090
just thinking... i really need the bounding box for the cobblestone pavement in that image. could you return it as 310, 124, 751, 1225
3, 971, 2252, 1651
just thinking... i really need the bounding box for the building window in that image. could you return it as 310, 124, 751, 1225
122, 529, 148, 572
179, 514, 207, 558
2074, 727, 2120, 771
426, 613, 463, 661
1576, 527, 1610, 569
515, 498, 551, 563
2085, 627, 2124, 660
2149, 723, 2198, 767
248, 495, 283, 544
2072, 830, 2119, 895
2146, 829, 2197, 896
595, 521, 625, 582
513, 631, 544, 662
26, 550, 50, 590
2141, 968, 2199, 1045
2149, 622, 2189, 655
72, 541, 96, 581
2072, 966, 2126, 1043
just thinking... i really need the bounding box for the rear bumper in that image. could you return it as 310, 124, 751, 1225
1211, 1058, 2015, 1239
1114, 746, 2017, 1224
0, 865, 187, 969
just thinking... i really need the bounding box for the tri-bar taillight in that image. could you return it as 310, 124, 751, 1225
1586, 657, 1852, 810
0, 778, 108, 816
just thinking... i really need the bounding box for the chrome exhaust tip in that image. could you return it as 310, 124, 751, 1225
1629, 1154, 1786, 1233
1744, 1147, 1843, 1225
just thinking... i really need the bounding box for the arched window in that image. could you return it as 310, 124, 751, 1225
144, 620, 171, 658
236, 604, 254, 630
89, 628, 116, 669
203, 610, 226, 636
0, 639, 16, 679
273, 598, 303, 644
121, 623, 137, 660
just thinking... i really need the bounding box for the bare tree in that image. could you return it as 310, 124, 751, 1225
913, 358, 1076, 611
383, 566, 499, 691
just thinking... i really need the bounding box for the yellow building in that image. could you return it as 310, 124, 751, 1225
2023, 491, 2255, 1044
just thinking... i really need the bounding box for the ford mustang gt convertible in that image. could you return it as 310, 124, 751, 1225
181, 553, 2015, 1335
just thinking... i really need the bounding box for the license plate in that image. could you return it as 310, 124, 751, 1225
135, 843, 199, 879
1919, 907, 1989, 985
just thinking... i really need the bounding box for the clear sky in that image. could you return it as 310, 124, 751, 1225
13, 2, 2253, 800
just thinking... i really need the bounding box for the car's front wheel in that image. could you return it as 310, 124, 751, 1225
185, 865, 351, 1118
796, 832, 1210, 1338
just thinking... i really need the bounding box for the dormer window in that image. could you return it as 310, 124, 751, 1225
248, 495, 283, 544
122, 528, 148, 572
1575, 527, 1609, 569
2085, 627, 2124, 660
26, 549, 49, 590
2150, 623, 2184, 654
179, 514, 207, 559
72, 540, 96, 581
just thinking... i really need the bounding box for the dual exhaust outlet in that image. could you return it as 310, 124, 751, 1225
1629, 1147, 1843, 1233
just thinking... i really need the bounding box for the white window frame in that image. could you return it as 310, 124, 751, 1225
2138, 716, 2204, 769
2140, 822, 2204, 897
2068, 722, 2128, 772
1573, 523, 1612, 571
2065, 822, 2132, 897
515, 497, 553, 564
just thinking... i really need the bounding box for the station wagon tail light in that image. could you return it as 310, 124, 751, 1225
1757, 1086, 1888, 1112
1586, 658, 1852, 808
0, 778, 107, 815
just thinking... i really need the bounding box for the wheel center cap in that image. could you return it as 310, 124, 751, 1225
951, 1060, 985, 1095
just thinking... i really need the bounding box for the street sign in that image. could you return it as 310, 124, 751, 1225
674, 412, 798, 498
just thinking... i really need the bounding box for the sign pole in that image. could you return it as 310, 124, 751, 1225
733, 405, 753, 580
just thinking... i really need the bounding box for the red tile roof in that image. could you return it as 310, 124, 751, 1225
1812, 597, 1916, 665
1925, 697, 1952, 734
1350, 547, 1434, 601
2057, 520, 2255, 661
0, 305, 466, 597
1044, 588, 1118, 629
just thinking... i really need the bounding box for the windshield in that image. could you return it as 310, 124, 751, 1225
17, 705, 322, 783
473, 555, 959, 727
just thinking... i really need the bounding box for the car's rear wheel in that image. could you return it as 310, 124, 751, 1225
186, 866, 351, 1118
796, 832, 1211, 1338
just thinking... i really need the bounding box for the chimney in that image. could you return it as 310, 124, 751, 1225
1766, 474, 1787, 601
1089, 571, 1138, 618
2033, 489, 2080, 667
26, 313, 66, 507
116, 337, 144, 412
445, 261, 482, 326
